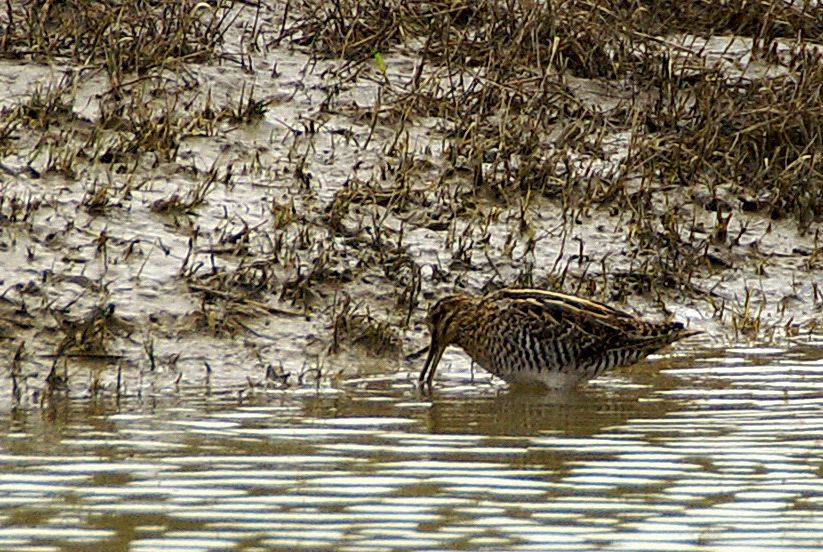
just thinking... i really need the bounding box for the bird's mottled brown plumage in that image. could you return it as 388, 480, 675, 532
419, 288, 701, 388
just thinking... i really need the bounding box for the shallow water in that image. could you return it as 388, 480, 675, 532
1, 343, 822, 552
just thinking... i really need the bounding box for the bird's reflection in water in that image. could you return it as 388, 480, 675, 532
420, 379, 686, 438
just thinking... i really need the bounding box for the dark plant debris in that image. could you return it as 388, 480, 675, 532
1, 0, 822, 401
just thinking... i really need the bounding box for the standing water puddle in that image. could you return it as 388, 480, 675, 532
1, 345, 822, 552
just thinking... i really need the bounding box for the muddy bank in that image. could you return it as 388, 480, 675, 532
0, 1, 821, 406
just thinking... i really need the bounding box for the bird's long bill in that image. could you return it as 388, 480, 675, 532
419, 342, 445, 385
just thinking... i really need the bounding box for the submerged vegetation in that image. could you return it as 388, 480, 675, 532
0, 0, 821, 401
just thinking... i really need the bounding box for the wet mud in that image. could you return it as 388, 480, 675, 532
0, 1, 820, 405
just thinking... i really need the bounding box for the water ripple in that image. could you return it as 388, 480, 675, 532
0, 347, 821, 551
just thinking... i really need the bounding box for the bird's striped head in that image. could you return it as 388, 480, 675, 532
420, 293, 476, 385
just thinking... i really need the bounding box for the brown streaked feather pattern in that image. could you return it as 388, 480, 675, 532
419, 288, 700, 388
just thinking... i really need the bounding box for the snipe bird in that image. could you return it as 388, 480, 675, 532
419, 288, 700, 388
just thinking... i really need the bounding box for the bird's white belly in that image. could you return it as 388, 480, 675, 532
463, 342, 591, 388
468, 348, 588, 388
